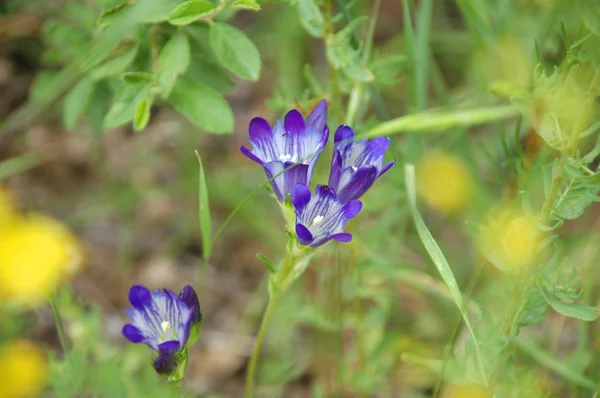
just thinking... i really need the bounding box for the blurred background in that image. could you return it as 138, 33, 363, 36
1, 0, 600, 397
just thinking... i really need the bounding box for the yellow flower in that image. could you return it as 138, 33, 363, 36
478, 207, 542, 272
0, 187, 20, 236
0, 340, 47, 398
0, 213, 82, 306
442, 383, 491, 398
416, 150, 474, 215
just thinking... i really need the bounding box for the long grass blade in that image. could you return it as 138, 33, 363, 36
195, 151, 212, 264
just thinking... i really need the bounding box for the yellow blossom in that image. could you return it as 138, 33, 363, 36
0, 340, 47, 398
442, 383, 491, 398
0, 213, 82, 306
478, 207, 543, 272
416, 150, 474, 215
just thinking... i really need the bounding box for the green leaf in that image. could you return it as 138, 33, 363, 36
157, 32, 191, 97
62, 77, 96, 131
104, 82, 149, 128
209, 22, 261, 81
538, 281, 598, 321
133, 97, 152, 131
168, 0, 213, 25
295, 0, 324, 37
187, 53, 235, 92
90, 43, 138, 80
29, 71, 61, 103
554, 186, 600, 220
168, 76, 233, 133
196, 151, 212, 263
97, 2, 131, 28
257, 253, 277, 273
232, 0, 261, 10
404, 164, 487, 384
0, 154, 39, 181
135, 0, 183, 23
122, 71, 155, 84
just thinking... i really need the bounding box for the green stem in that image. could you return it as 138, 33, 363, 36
244, 294, 279, 398
50, 298, 68, 353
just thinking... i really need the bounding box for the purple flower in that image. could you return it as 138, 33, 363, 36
122, 284, 201, 375
291, 184, 362, 248
329, 125, 395, 203
241, 100, 329, 202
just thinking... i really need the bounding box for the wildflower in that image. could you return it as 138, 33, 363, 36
0, 213, 82, 307
240, 100, 329, 202
122, 284, 202, 376
416, 150, 474, 215
478, 207, 543, 272
328, 125, 395, 203
0, 340, 47, 398
291, 184, 362, 248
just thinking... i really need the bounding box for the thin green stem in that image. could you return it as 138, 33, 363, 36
244, 295, 279, 398
50, 298, 68, 353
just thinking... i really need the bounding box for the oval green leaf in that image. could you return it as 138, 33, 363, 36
208, 22, 260, 81
168, 0, 213, 25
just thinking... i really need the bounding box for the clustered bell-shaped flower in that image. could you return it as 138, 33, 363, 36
241, 100, 394, 248
122, 284, 202, 376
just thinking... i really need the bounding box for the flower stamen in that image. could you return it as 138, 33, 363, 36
312, 215, 324, 226
161, 321, 171, 333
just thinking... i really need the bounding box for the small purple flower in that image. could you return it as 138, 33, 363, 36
241, 100, 329, 202
291, 184, 362, 248
122, 284, 201, 374
329, 125, 395, 203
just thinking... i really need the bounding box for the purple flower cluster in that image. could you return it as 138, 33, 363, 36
122, 284, 202, 375
241, 100, 394, 248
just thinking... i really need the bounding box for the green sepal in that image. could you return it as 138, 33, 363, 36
187, 313, 204, 347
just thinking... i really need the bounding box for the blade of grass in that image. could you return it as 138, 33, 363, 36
0, 153, 40, 181
402, 0, 417, 110
404, 164, 487, 385
414, 0, 432, 112
195, 151, 212, 264
360, 105, 518, 138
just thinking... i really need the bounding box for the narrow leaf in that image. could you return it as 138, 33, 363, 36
232, 0, 260, 10
133, 97, 151, 131
405, 164, 487, 384
0, 154, 39, 181
97, 2, 131, 28
195, 151, 212, 263
209, 22, 261, 81
538, 282, 598, 321
104, 82, 148, 128
168, 0, 213, 25
257, 253, 277, 273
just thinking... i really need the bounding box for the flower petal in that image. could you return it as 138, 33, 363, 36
240, 146, 264, 165
337, 166, 378, 203
330, 232, 353, 242
291, 184, 311, 211
356, 137, 391, 165
153, 355, 178, 375
178, 285, 201, 326
128, 285, 152, 310
342, 200, 362, 219
306, 100, 328, 132
284, 109, 306, 135
158, 340, 181, 356
315, 185, 337, 201
334, 125, 355, 146
328, 150, 343, 190
296, 224, 314, 245
263, 161, 309, 203
249, 117, 272, 140
122, 324, 145, 343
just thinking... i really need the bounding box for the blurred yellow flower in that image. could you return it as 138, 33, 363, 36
416, 150, 474, 215
473, 36, 533, 98
0, 340, 47, 398
478, 207, 543, 272
0, 213, 82, 306
0, 187, 20, 235
442, 383, 491, 398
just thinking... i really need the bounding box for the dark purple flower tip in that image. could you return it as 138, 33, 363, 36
336, 166, 378, 204
240, 145, 263, 165
284, 109, 306, 135
306, 100, 328, 132
179, 285, 201, 326
122, 324, 144, 343
342, 200, 363, 219
291, 183, 311, 210
330, 232, 352, 242
158, 340, 181, 356
296, 223, 314, 245
263, 162, 309, 203
128, 285, 152, 310
334, 125, 355, 145
380, 159, 396, 177
153, 355, 178, 375
249, 117, 272, 140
